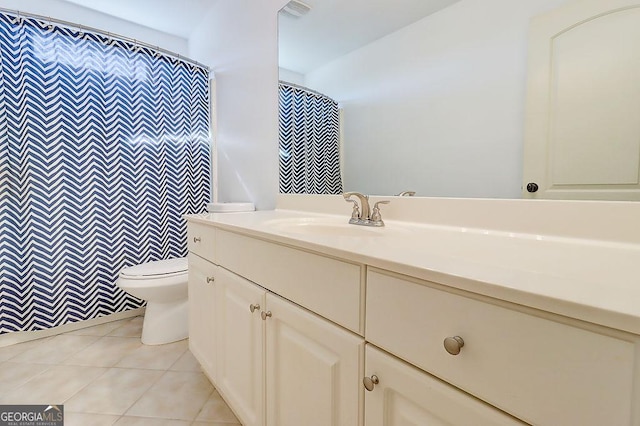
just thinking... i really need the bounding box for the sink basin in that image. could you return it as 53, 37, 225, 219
264, 217, 386, 237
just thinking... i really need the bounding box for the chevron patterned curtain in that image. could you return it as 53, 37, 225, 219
0, 13, 211, 334
278, 82, 342, 194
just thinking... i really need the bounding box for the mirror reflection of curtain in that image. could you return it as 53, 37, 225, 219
278, 82, 342, 194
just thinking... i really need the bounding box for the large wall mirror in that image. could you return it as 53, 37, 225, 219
278, 0, 640, 200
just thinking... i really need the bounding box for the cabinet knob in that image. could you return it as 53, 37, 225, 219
261, 311, 272, 320
443, 336, 465, 355
206, 276, 215, 284
363, 375, 379, 392
249, 304, 260, 313
193, 236, 201, 243
526, 182, 539, 193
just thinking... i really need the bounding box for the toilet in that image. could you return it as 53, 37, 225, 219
117, 257, 188, 345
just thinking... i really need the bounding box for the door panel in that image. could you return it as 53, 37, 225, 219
216, 268, 265, 426
265, 293, 364, 426
364, 345, 523, 426
523, 0, 640, 200
187, 253, 217, 380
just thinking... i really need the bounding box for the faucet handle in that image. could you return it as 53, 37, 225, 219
370, 200, 390, 226
344, 198, 361, 221
373, 200, 390, 209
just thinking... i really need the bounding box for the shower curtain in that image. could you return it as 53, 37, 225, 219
0, 13, 211, 334
278, 82, 342, 194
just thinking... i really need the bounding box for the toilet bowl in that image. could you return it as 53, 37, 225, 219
117, 257, 188, 345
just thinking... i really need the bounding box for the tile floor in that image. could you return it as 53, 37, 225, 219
0, 316, 241, 426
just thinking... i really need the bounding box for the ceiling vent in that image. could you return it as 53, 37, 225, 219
281, 0, 312, 18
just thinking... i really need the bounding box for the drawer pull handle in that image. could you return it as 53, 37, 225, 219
206, 276, 215, 284
261, 311, 272, 320
363, 375, 379, 392
250, 304, 260, 313
444, 336, 465, 355
193, 237, 202, 243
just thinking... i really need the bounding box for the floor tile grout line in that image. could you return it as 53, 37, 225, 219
122, 369, 215, 422
165, 342, 191, 371
191, 386, 216, 423
0, 361, 55, 401
0, 336, 56, 363
62, 366, 111, 406
15, 334, 103, 366
120, 365, 173, 418
64, 365, 167, 418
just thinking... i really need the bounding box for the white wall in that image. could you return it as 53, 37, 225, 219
279, 68, 304, 86
189, 0, 577, 203
189, 0, 288, 210
0, 0, 187, 54
303, 0, 571, 198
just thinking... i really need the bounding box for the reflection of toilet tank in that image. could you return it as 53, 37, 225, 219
117, 257, 188, 345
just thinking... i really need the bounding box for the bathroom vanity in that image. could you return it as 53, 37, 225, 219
185, 196, 640, 426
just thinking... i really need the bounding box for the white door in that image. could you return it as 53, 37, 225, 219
364, 344, 523, 426
265, 293, 364, 426
216, 268, 265, 426
187, 253, 217, 380
523, 0, 640, 200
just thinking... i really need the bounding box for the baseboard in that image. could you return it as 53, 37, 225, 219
0, 307, 146, 348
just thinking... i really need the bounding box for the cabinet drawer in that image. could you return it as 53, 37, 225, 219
216, 230, 363, 334
366, 269, 637, 426
187, 222, 216, 262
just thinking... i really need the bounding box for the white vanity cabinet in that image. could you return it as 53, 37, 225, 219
215, 267, 265, 426
187, 221, 216, 259
215, 229, 363, 334
366, 268, 638, 426
215, 264, 364, 426
364, 344, 523, 425
264, 292, 363, 426
186, 215, 640, 426
187, 223, 364, 426
187, 223, 218, 381
187, 252, 217, 381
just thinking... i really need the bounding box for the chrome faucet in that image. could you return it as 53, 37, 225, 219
343, 192, 370, 223
343, 192, 389, 227
396, 190, 416, 196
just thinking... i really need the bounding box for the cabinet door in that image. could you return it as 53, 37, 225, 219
265, 293, 364, 426
364, 345, 523, 426
216, 268, 265, 426
187, 253, 217, 380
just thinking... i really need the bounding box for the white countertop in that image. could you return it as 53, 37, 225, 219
185, 209, 640, 335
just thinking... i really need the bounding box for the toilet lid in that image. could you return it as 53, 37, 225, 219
120, 257, 188, 278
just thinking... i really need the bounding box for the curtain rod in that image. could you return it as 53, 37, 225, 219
279, 80, 332, 99
0, 7, 209, 70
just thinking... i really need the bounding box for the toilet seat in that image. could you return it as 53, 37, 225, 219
120, 258, 188, 279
